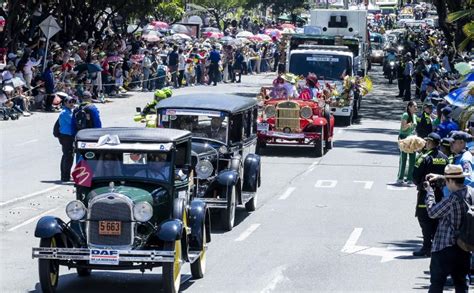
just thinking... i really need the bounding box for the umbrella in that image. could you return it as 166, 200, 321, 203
205, 32, 223, 39
130, 54, 144, 63
107, 56, 123, 63
445, 87, 474, 108
236, 31, 254, 38
170, 33, 192, 41
74, 63, 102, 73
10, 77, 26, 88
203, 27, 221, 33
142, 31, 162, 42
264, 29, 282, 39
251, 34, 272, 42
455, 62, 472, 76
461, 72, 474, 84
170, 24, 190, 34
282, 28, 295, 34
151, 21, 169, 30
127, 25, 143, 33
221, 36, 234, 42
281, 23, 295, 29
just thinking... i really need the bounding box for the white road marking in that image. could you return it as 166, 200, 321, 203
341, 228, 368, 254
279, 187, 296, 200
7, 207, 59, 232
301, 161, 319, 177
314, 180, 337, 188
0, 186, 62, 207
354, 180, 374, 190
387, 185, 408, 191
235, 223, 261, 242
261, 265, 287, 293
15, 139, 39, 146
341, 228, 415, 263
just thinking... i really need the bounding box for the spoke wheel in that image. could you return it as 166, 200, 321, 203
38, 237, 60, 293
163, 240, 182, 293
190, 224, 207, 279
221, 186, 236, 231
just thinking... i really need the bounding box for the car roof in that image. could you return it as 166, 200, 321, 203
290, 49, 354, 58
76, 127, 191, 143
156, 94, 257, 113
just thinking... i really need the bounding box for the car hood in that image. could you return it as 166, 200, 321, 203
88, 186, 153, 205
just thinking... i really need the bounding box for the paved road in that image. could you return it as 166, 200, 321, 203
0, 67, 465, 292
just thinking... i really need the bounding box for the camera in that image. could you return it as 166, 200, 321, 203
423, 179, 445, 190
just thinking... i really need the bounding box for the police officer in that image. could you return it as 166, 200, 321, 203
416, 102, 434, 139
449, 131, 473, 188
439, 137, 453, 158
412, 133, 448, 256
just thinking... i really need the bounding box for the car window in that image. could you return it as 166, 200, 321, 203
229, 113, 243, 144
162, 113, 228, 143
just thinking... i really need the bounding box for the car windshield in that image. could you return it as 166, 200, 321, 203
160, 110, 228, 143
289, 54, 351, 80
78, 151, 172, 182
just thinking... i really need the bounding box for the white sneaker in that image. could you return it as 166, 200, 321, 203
406, 180, 414, 186
23, 112, 31, 117
396, 179, 404, 185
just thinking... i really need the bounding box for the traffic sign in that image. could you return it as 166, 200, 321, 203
39, 15, 61, 39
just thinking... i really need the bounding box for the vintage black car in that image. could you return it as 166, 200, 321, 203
154, 94, 261, 231
32, 127, 210, 293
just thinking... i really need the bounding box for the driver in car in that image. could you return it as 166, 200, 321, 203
135, 153, 170, 180
207, 117, 226, 142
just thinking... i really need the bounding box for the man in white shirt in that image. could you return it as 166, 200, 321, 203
23, 56, 42, 89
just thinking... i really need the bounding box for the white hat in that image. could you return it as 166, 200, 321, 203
444, 164, 469, 178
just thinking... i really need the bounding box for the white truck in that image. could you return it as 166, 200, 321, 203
310, 9, 369, 76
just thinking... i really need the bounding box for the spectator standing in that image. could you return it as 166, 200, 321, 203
232, 49, 244, 83
416, 103, 434, 139
58, 96, 76, 182
23, 56, 42, 89
398, 101, 418, 184
141, 51, 152, 91
42, 62, 55, 111
207, 45, 221, 86
425, 165, 473, 292
403, 53, 414, 101
167, 46, 179, 88
177, 48, 186, 88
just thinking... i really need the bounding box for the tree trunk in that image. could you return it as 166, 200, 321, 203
433, 0, 454, 48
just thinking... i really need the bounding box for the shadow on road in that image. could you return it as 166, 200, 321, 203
334, 139, 399, 156
257, 145, 321, 158
345, 127, 400, 136
29, 271, 195, 293
209, 206, 252, 234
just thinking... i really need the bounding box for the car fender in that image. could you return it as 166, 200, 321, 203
34, 216, 66, 238
312, 117, 327, 127
157, 219, 184, 242
242, 154, 261, 192
188, 199, 211, 250
217, 169, 239, 187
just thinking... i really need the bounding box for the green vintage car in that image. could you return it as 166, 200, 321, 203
32, 127, 210, 293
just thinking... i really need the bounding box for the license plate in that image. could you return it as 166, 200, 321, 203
99, 221, 121, 236
257, 123, 269, 132
90, 249, 119, 265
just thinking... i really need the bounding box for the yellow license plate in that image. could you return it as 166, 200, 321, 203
98, 221, 121, 236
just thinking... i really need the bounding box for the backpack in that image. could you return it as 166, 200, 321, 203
53, 118, 60, 137
456, 188, 474, 252
74, 105, 93, 131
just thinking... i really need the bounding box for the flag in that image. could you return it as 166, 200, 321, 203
72, 156, 93, 187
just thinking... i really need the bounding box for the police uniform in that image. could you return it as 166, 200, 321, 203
412, 133, 448, 256
416, 106, 433, 139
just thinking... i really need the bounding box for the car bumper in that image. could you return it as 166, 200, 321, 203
331, 106, 353, 117
257, 131, 322, 143
32, 247, 176, 263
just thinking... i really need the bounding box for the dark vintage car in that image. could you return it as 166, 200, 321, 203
154, 94, 261, 231
32, 128, 210, 293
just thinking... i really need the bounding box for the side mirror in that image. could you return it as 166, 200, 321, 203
136, 107, 142, 113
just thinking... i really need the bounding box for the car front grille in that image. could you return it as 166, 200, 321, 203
87, 194, 134, 248
276, 102, 300, 130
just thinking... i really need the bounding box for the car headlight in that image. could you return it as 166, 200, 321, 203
133, 202, 153, 222
219, 145, 228, 154
389, 61, 395, 66
195, 159, 213, 179
300, 106, 313, 119
66, 200, 86, 221
264, 105, 276, 118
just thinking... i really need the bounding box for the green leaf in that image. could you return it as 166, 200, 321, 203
462, 21, 474, 38
447, 9, 474, 23
458, 37, 472, 52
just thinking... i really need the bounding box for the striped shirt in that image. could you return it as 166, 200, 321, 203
425, 186, 472, 252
